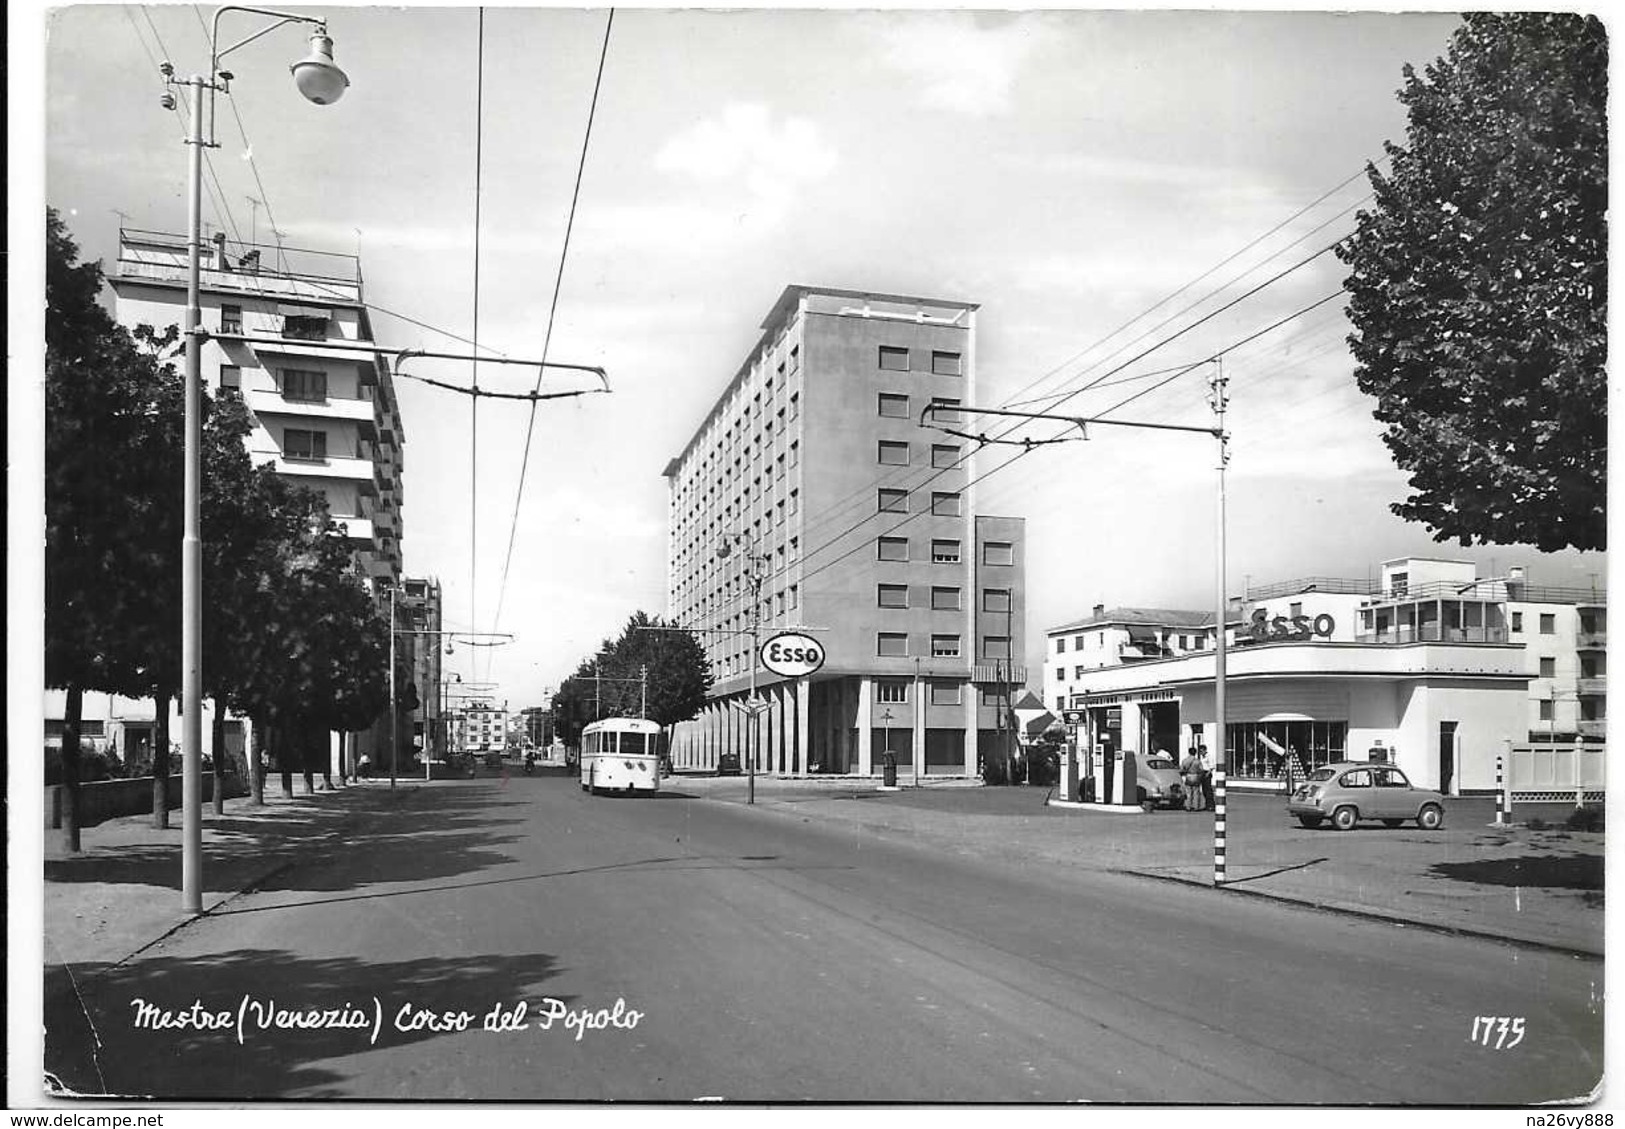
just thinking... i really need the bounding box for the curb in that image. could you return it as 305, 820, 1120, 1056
1122, 867, 1603, 959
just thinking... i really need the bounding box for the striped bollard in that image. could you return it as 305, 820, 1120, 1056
1495, 754, 1510, 826
1213, 767, 1227, 886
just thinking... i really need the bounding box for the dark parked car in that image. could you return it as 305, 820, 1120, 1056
1288, 762, 1445, 830
716, 752, 742, 777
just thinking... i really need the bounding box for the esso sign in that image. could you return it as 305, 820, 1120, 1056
760, 632, 826, 678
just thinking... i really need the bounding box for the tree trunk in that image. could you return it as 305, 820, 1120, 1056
152, 691, 171, 829
249, 717, 265, 806
60, 683, 84, 852
211, 697, 228, 816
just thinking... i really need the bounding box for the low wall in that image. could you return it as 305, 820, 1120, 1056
46, 773, 248, 829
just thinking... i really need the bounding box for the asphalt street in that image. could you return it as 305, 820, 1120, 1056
45, 772, 1603, 1103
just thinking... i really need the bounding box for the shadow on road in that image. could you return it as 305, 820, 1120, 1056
45, 785, 532, 896
1428, 854, 1604, 894
44, 948, 571, 1100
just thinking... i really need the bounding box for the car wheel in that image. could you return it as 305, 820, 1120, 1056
1382, 819, 1404, 828
1331, 805, 1359, 831
1297, 815, 1323, 829
1417, 803, 1444, 830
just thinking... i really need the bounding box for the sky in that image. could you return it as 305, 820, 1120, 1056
26, 3, 1610, 710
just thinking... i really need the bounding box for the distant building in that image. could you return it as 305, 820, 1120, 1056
1046, 557, 1604, 794
458, 702, 508, 754
664, 286, 1026, 777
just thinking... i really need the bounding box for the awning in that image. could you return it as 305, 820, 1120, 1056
1125, 625, 1159, 643
277, 304, 332, 319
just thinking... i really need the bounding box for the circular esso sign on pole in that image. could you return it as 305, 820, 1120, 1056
760, 632, 826, 678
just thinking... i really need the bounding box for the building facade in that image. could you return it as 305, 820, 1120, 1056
664, 286, 1027, 776
456, 702, 509, 755
1046, 557, 1605, 795
109, 226, 405, 586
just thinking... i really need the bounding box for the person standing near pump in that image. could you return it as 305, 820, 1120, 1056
1198, 742, 1215, 810
1181, 745, 1205, 811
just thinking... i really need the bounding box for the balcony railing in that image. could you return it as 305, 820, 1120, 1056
1353, 625, 1510, 645
1578, 719, 1607, 740
1577, 631, 1607, 649
1578, 677, 1607, 696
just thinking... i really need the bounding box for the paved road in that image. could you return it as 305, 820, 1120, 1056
45, 774, 1603, 1103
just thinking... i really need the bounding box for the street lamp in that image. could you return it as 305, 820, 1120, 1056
168, 5, 347, 916
718, 532, 770, 805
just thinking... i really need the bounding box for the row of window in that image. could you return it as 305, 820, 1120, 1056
876, 633, 1012, 659
877, 537, 1014, 565
1510, 611, 1558, 634
1056, 629, 1208, 653
879, 393, 962, 421
881, 488, 960, 516
878, 585, 1012, 612
878, 346, 962, 376
878, 439, 961, 468
875, 682, 1008, 707
217, 304, 331, 338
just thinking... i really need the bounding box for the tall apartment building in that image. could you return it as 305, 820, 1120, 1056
109, 227, 404, 587
664, 286, 1026, 777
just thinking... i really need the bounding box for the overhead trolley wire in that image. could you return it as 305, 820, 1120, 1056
492, 8, 616, 630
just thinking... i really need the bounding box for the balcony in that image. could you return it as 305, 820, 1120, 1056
246, 389, 377, 434
1577, 631, 1606, 649
1578, 719, 1607, 740
973, 664, 1027, 684
1354, 625, 1509, 645
1577, 677, 1607, 696
331, 516, 375, 543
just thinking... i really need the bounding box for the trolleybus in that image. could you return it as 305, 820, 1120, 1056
579, 717, 663, 795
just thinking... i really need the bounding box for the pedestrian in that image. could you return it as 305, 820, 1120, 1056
1180, 746, 1204, 811
1198, 743, 1215, 810
358, 753, 372, 780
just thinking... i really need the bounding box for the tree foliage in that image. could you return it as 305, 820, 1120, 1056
1336, 13, 1607, 552
549, 612, 713, 745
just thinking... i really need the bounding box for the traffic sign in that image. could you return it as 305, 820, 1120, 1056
1062, 709, 1086, 725
760, 631, 826, 678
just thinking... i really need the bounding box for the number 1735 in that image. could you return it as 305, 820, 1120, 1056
1471, 1016, 1525, 1049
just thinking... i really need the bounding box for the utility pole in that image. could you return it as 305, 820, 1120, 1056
640, 664, 648, 720
1210, 358, 1231, 887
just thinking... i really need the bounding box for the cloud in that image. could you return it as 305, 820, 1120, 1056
870, 14, 1038, 117
653, 103, 837, 226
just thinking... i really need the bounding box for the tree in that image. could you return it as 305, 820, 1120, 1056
1336, 13, 1606, 552
548, 614, 713, 749
45, 209, 185, 847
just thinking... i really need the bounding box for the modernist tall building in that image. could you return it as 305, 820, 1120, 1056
109, 226, 405, 586
664, 286, 1027, 777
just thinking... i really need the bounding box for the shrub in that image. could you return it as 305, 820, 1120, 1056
1566, 807, 1605, 833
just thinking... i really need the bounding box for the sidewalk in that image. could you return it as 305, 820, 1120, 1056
43, 780, 425, 971
675, 776, 1605, 956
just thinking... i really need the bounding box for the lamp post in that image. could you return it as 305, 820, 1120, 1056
166, 5, 348, 916
718, 532, 769, 805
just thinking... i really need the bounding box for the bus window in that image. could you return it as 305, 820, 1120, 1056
622, 732, 646, 755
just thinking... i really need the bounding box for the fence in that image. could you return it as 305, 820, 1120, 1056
1503, 740, 1605, 807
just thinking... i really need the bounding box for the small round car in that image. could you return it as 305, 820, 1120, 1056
715, 752, 743, 777
1287, 762, 1445, 831
1135, 756, 1187, 810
